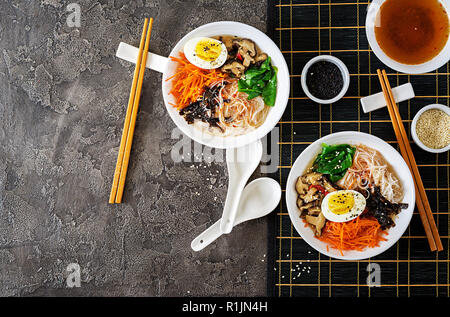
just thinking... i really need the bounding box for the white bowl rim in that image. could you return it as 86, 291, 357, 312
365, 0, 450, 74
161, 21, 290, 149
411, 104, 450, 153
300, 55, 350, 104
285, 131, 416, 260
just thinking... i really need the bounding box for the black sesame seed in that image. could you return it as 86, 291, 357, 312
305, 61, 344, 100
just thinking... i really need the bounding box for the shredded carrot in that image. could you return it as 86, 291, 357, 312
166, 53, 228, 109
317, 217, 388, 256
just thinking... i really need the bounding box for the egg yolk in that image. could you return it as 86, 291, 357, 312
194, 39, 222, 62
327, 192, 355, 215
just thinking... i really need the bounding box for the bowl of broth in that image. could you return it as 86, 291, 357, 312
366, 0, 450, 74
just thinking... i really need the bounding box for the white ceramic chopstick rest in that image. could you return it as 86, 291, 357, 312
116, 42, 168, 74
220, 140, 263, 234
191, 178, 281, 251
360, 83, 415, 113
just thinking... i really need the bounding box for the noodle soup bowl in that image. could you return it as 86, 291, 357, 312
286, 132, 415, 260
117, 21, 290, 149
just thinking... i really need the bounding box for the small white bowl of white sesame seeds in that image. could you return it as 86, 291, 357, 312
411, 104, 450, 154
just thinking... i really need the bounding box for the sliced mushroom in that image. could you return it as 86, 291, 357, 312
302, 172, 322, 185
242, 55, 254, 67
221, 61, 246, 77
305, 212, 326, 236
298, 202, 313, 212
307, 206, 321, 216
295, 177, 309, 195
220, 36, 235, 51
233, 39, 257, 57
233, 39, 257, 67
254, 53, 268, 64
322, 177, 337, 193
296, 198, 304, 209
301, 187, 319, 204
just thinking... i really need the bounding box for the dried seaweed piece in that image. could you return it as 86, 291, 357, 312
179, 83, 226, 132
364, 186, 408, 229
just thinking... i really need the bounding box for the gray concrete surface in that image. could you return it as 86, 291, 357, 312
0, 0, 268, 296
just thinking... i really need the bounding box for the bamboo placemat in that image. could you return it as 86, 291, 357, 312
266, 0, 450, 297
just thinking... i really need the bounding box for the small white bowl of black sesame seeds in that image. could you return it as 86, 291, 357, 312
301, 55, 350, 104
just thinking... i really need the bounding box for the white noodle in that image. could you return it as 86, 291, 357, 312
337, 145, 404, 203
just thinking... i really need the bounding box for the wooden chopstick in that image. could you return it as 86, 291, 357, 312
377, 69, 443, 251
381, 70, 443, 251
377, 71, 436, 251
109, 18, 149, 204
115, 18, 154, 204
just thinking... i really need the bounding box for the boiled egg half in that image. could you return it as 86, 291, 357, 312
184, 37, 228, 69
321, 190, 366, 223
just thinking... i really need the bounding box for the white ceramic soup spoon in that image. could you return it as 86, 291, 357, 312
220, 140, 263, 234
191, 177, 281, 251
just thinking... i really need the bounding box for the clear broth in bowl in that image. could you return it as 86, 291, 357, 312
375, 0, 449, 65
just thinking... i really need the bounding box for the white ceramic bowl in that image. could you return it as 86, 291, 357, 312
286, 131, 415, 260
411, 104, 450, 153
161, 21, 290, 149
300, 55, 350, 104
366, 0, 450, 74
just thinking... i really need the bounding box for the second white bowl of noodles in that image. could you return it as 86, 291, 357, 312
162, 21, 290, 149
286, 131, 415, 260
